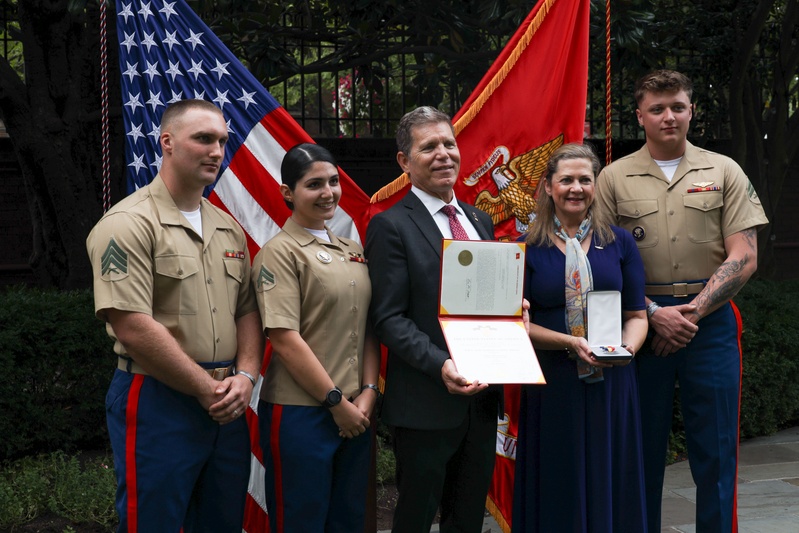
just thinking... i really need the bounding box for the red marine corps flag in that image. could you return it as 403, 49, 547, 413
114, 1, 372, 531
370, 0, 590, 529
370, 0, 588, 242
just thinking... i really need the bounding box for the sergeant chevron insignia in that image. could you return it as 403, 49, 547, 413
257, 265, 276, 290
101, 238, 129, 281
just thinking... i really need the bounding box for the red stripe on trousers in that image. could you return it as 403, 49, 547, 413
126, 375, 145, 533
730, 300, 743, 533
270, 405, 284, 533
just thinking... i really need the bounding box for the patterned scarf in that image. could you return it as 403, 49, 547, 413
554, 214, 602, 383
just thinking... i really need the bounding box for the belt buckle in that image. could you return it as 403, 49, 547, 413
210, 367, 229, 381
673, 282, 689, 297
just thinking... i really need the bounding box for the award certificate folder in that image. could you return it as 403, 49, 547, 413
438, 240, 545, 384
587, 290, 632, 361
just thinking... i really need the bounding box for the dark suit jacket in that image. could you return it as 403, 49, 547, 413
365, 191, 501, 430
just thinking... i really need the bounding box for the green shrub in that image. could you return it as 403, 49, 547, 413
735, 279, 799, 437
0, 451, 115, 530
0, 287, 114, 460
375, 440, 396, 486
0, 455, 49, 527
47, 452, 117, 527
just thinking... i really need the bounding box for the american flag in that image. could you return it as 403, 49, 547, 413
116, 0, 371, 255
115, 1, 371, 530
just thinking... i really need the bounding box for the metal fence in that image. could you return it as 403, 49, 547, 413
264, 28, 466, 140
0, 2, 744, 143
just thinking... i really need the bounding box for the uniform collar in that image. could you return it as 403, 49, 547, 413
148, 174, 231, 236
282, 216, 349, 249
626, 141, 714, 186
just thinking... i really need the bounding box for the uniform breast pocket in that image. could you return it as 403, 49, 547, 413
153, 254, 200, 315
223, 258, 244, 315
617, 199, 659, 248
683, 192, 723, 243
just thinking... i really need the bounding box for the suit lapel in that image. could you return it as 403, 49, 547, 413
402, 193, 445, 257
460, 202, 492, 240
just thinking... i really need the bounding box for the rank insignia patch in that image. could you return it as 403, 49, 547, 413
257, 265, 276, 290
101, 238, 129, 280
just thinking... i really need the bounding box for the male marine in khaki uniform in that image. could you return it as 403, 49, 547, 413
596, 70, 768, 533
86, 99, 262, 532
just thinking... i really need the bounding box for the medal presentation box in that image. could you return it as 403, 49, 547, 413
438, 239, 545, 385
587, 290, 632, 361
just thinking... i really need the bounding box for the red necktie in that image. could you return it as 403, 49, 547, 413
441, 205, 469, 240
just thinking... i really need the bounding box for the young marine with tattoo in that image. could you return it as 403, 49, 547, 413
595, 70, 768, 533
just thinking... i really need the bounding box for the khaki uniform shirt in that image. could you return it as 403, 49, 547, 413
596, 142, 768, 284
86, 175, 257, 373
253, 218, 371, 406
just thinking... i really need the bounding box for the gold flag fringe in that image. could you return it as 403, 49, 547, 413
485, 496, 511, 533
453, 0, 558, 136
370, 173, 410, 203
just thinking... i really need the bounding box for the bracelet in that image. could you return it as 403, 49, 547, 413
236, 369, 257, 386
361, 383, 381, 396
646, 301, 661, 319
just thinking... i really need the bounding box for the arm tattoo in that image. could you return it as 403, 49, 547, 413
693, 228, 756, 312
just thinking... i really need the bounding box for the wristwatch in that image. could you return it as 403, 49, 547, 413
322, 386, 343, 409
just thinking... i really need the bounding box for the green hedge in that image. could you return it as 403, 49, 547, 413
735, 278, 799, 437
0, 287, 114, 461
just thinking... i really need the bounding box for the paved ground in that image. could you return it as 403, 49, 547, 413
661, 426, 799, 533
381, 426, 799, 533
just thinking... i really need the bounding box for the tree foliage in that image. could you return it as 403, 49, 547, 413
0, 0, 796, 285
192, 0, 534, 112
588, 0, 798, 275
0, 0, 124, 289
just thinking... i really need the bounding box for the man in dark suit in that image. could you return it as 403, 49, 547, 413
365, 106, 501, 533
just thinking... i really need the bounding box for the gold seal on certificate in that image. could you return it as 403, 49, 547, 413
438, 240, 545, 384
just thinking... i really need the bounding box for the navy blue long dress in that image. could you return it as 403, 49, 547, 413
511, 226, 648, 533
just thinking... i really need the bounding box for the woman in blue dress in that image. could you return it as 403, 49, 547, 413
512, 143, 649, 532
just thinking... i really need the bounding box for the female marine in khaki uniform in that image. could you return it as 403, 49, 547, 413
252, 143, 380, 532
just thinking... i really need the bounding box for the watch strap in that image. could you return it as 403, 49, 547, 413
322, 386, 343, 408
